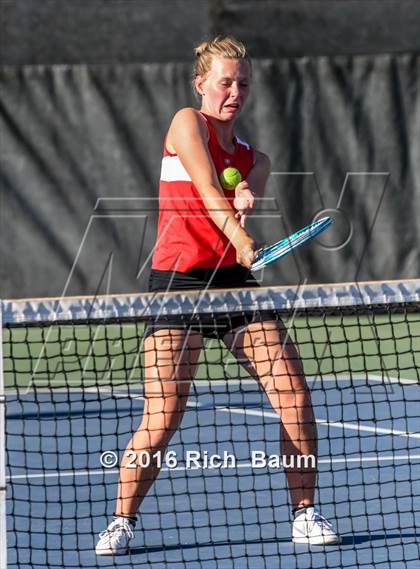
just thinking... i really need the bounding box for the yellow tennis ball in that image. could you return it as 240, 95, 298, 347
219, 167, 242, 190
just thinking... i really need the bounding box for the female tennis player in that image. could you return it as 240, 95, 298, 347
96, 36, 340, 555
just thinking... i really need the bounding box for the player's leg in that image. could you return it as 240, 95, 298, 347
223, 320, 340, 544
224, 320, 317, 508
116, 329, 202, 516
96, 328, 202, 555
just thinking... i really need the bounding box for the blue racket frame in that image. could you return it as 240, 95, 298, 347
250, 216, 333, 272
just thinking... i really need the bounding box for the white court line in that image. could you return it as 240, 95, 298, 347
315, 418, 420, 438
7, 454, 420, 481
367, 375, 418, 385
213, 406, 420, 439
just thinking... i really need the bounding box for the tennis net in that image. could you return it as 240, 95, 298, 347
1, 279, 420, 568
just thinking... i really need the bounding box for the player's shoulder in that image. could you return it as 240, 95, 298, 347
169, 108, 208, 140
171, 107, 207, 129
253, 149, 271, 169
166, 108, 209, 151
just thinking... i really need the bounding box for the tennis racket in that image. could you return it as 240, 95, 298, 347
250, 216, 333, 272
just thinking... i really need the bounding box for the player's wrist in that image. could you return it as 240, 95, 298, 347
232, 232, 255, 252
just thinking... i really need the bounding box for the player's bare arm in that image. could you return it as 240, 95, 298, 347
167, 107, 257, 267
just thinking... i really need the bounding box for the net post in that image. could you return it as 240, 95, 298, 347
0, 301, 7, 567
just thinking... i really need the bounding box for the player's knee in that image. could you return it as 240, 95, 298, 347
140, 426, 179, 452
278, 391, 312, 413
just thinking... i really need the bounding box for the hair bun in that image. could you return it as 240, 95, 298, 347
194, 42, 210, 57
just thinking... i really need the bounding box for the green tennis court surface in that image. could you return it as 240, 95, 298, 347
3, 312, 419, 390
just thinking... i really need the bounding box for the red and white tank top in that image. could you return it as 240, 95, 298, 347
151, 113, 254, 272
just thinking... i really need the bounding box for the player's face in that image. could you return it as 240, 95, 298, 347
197, 57, 251, 121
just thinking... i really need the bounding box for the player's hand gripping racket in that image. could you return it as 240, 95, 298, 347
250, 216, 333, 272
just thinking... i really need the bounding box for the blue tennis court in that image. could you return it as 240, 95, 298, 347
6, 376, 420, 569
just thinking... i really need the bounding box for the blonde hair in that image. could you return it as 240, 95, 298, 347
193, 36, 251, 93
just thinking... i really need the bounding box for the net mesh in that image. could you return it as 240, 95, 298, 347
2, 280, 420, 568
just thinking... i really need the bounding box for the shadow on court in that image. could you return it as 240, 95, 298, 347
125, 532, 420, 556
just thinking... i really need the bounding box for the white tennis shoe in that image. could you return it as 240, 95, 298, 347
95, 517, 135, 555
292, 506, 341, 545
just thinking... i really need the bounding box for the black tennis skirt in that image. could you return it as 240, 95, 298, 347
145, 265, 279, 339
